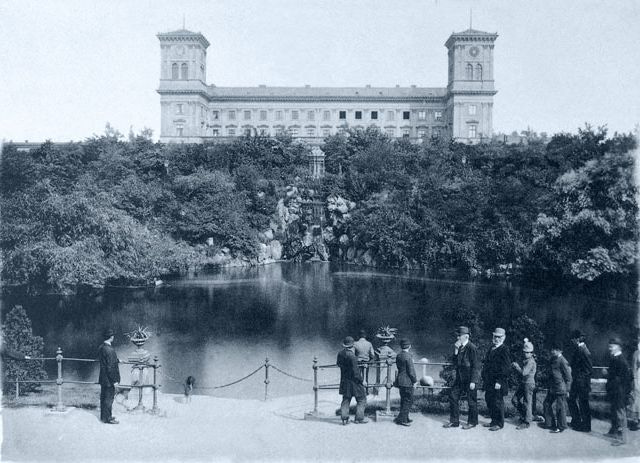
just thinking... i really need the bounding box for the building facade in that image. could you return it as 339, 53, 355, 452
157, 28, 497, 144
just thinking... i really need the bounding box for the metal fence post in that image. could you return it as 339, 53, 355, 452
312, 356, 318, 415
264, 357, 270, 401
151, 355, 159, 413
15, 378, 19, 398
385, 354, 392, 414
55, 347, 65, 411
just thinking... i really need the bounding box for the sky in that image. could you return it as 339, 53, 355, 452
1, 0, 639, 142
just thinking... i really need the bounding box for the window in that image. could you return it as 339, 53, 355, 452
290, 128, 299, 136
323, 110, 331, 121
212, 110, 219, 120
355, 111, 362, 120
339, 111, 347, 120
403, 111, 410, 120
418, 129, 427, 138
322, 128, 331, 136
176, 127, 184, 137
228, 110, 236, 120
466, 63, 473, 80
291, 110, 299, 120
418, 110, 426, 120
244, 128, 252, 136
402, 128, 410, 138
200, 107, 204, 117
385, 128, 395, 137
259, 128, 267, 135
275, 110, 283, 121
387, 111, 395, 121
307, 128, 315, 137
434, 111, 443, 121
244, 110, 251, 121
469, 125, 477, 138
171, 63, 179, 80
181, 63, 188, 80
307, 111, 315, 121
228, 128, 236, 136
371, 111, 378, 120
475, 64, 483, 80
259, 110, 267, 121
433, 128, 441, 138
176, 104, 183, 115
212, 129, 219, 137
469, 105, 477, 116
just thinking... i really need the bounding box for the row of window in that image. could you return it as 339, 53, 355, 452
199, 126, 443, 138
201, 108, 445, 122
171, 63, 188, 80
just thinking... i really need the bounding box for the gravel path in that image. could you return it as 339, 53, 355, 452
2, 391, 639, 462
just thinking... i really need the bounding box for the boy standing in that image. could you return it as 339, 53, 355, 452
543, 345, 572, 433
512, 338, 537, 430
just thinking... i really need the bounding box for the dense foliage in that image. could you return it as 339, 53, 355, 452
1, 305, 48, 394
1, 125, 637, 295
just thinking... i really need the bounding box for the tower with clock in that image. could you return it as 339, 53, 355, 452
445, 29, 498, 142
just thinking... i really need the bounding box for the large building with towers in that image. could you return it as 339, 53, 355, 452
157, 28, 497, 144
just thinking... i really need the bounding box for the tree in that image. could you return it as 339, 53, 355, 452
2, 305, 48, 395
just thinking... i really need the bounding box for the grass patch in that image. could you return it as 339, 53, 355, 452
2, 383, 99, 410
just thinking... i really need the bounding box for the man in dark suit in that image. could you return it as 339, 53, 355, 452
482, 327, 511, 431
394, 338, 417, 426
606, 337, 632, 446
444, 326, 481, 429
336, 336, 368, 425
98, 328, 121, 424
568, 329, 592, 432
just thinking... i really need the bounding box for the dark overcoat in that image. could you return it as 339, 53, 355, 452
454, 341, 481, 385
482, 344, 511, 394
337, 348, 365, 398
395, 351, 417, 387
569, 343, 592, 384
98, 342, 121, 387
606, 354, 632, 408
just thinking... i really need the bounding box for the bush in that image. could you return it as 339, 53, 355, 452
1, 305, 48, 395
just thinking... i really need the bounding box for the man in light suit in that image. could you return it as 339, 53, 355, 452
482, 327, 511, 431
98, 328, 121, 424
444, 326, 481, 429
394, 338, 417, 426
337, 336, 368, 425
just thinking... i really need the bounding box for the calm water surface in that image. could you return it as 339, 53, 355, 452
1, 263, 637, 398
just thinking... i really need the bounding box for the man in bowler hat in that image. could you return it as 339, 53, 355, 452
394, 338, 417, 426
337, 336, 368, 425
605, 337, 632, 446
568, 329, 592, 432
444, 326, 481, 429
482, 327, 511, 431
98, 328, 120, 424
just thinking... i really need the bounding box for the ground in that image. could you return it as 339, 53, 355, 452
1, 390, 639, 462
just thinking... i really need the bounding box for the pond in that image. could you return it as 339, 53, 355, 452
1, 263, 637, 399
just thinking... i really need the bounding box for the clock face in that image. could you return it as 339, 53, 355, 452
469, 46, 479, 57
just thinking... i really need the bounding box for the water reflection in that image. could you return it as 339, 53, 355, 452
1, 263, 637, 398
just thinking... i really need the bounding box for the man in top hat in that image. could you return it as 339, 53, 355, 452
98, 328, 121, 424
511, 338, 537, 429
336, 336, 368, 425
444, 326, 481, 429
481, 327, 511, 431
568, 329, 592, 432
605, 337, 632, 446
394, 339, 417, 426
